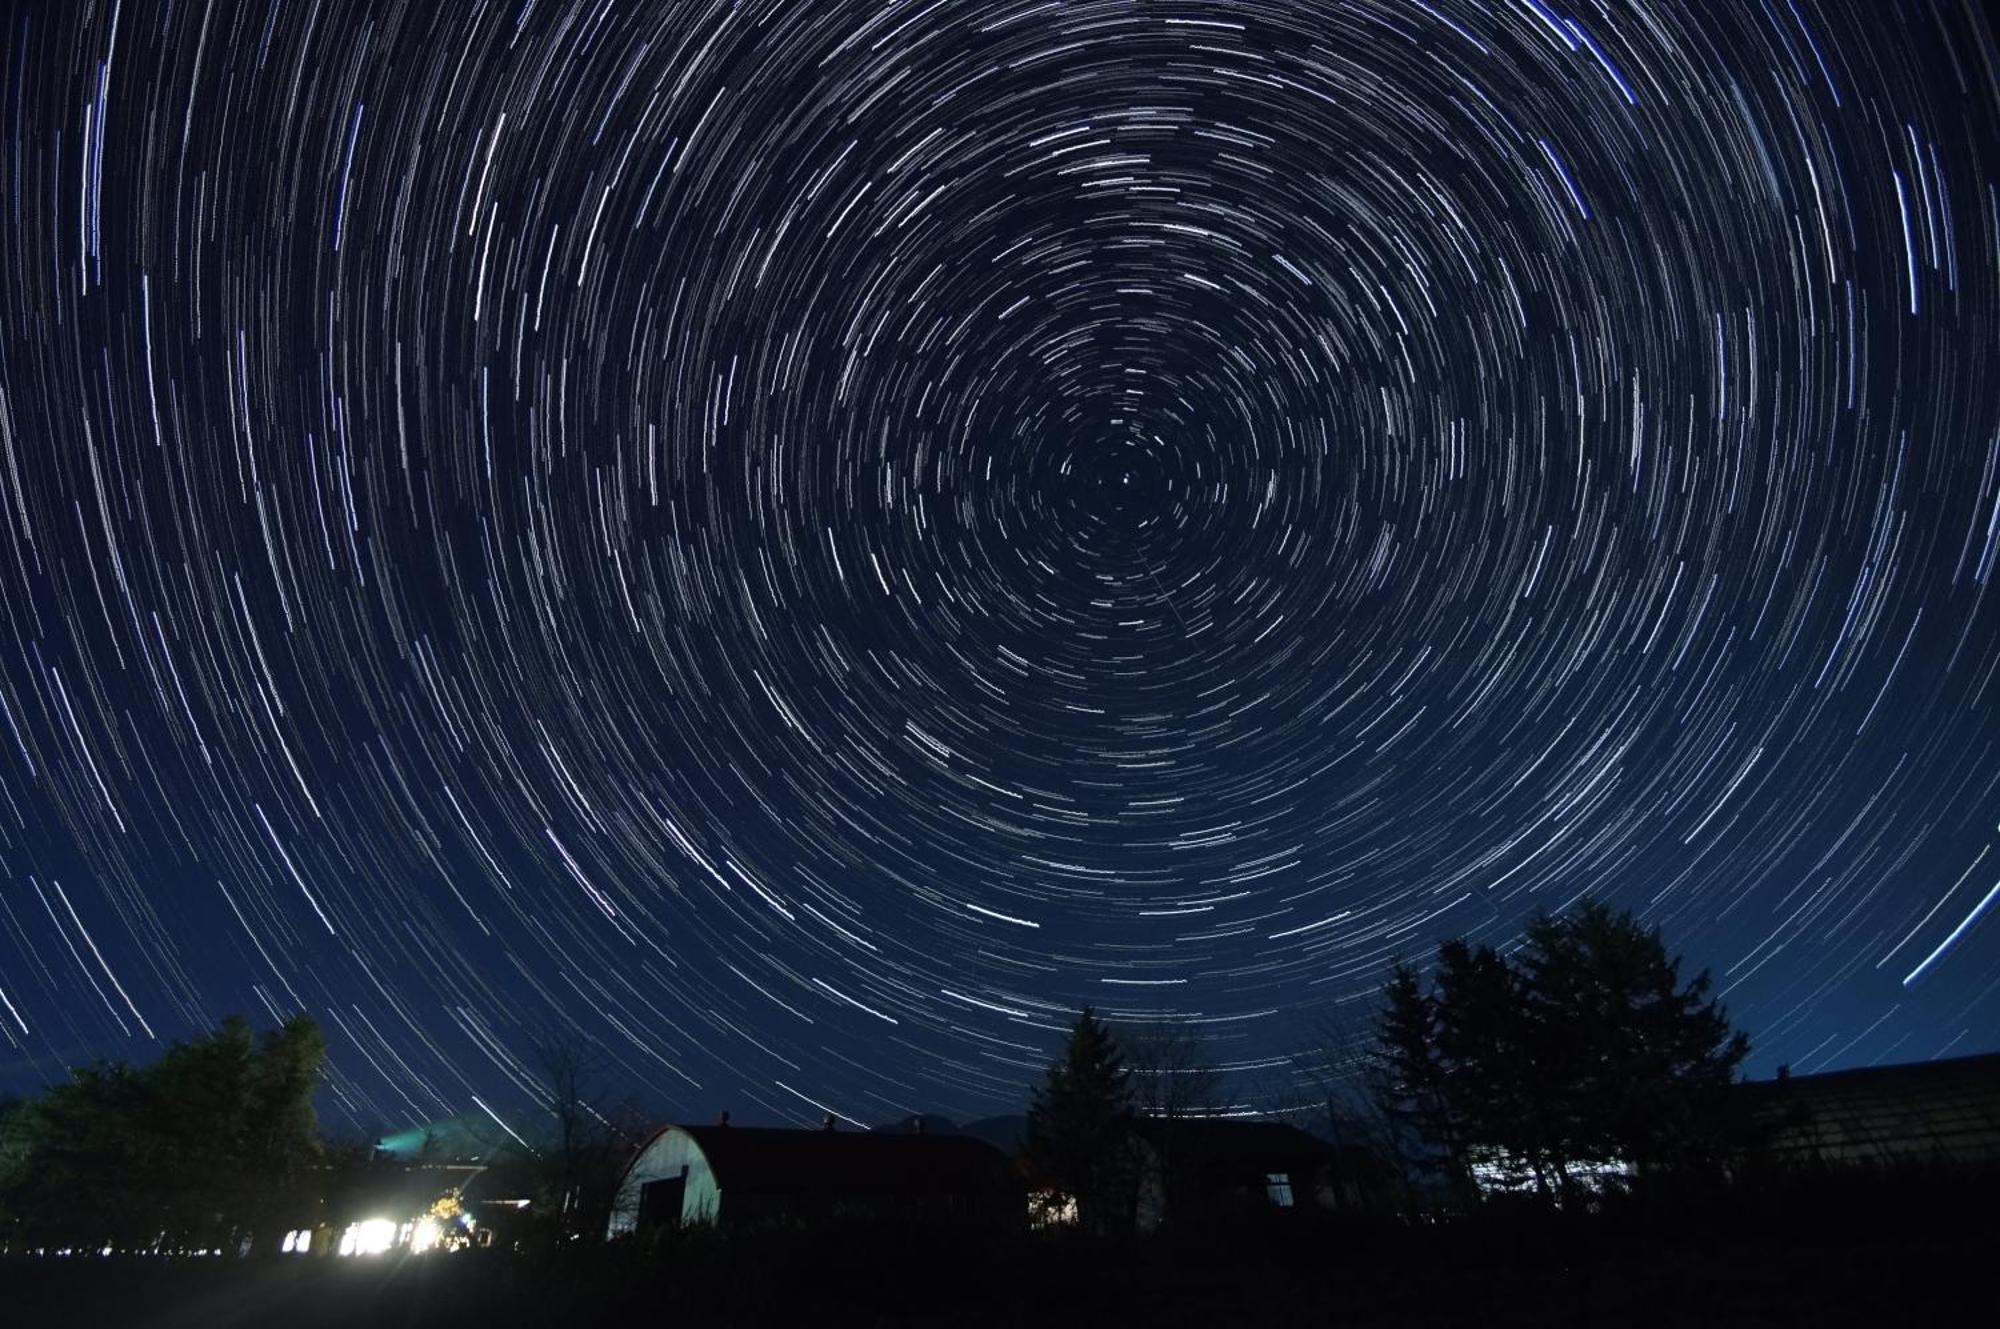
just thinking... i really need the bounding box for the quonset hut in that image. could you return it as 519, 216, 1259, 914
606, 1120, 1023, 1237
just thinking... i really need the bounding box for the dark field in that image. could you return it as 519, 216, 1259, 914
6, 1195, 1991, 1329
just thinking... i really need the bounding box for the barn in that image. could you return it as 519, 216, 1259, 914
1747, 1050, 2000, 1168
606, 1120, 1024, 1236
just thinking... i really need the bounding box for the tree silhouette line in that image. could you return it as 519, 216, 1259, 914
1, 898, 1760, 1251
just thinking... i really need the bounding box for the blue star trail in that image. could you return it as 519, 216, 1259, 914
0, 0, 1996, 1130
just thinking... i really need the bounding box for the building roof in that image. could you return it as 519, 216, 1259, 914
1757, 1050, 2000, 1095
1745, 1051, 2000, 1164
1130, 1117, 1334, 1165
669, 1124, 1019, 1196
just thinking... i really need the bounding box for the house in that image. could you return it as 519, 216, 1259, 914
1457, 1052, 2000, 1197
1745, 1050, 2000, 1169
1131, 1118, 1388, 1229
606, 1119, 1023, 1236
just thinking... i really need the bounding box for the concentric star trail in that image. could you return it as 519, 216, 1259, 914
0, 1, 1996, 1128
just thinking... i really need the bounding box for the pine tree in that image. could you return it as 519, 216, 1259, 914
1376, 964, 1453, 1164
1025, 1007, 1134, 1233
1516, 900, 1751, 1176
1375, 900, 1751, 1202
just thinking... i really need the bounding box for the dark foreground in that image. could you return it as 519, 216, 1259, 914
6, 1177, 1993, 1328
4, 1227, 1987, 1328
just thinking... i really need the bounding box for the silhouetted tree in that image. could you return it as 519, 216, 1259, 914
1025, 1007, 1134, 1234
1121, 1020, 1223, 1226
1297, 1013, 1436, 1215
1376, 900, 1750, 1202
1516, 900, 1752, 1178
0, 1014, 326, 1251
512, 1032, 647, 1244
1376, 961, 1466, 1186
236, 1015, 328, 1245
1123, 1020, 1225, 1123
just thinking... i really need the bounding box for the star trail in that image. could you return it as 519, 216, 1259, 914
0, 0, 1997, 1132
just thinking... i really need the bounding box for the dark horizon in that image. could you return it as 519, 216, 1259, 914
0, 0, 1997, 1138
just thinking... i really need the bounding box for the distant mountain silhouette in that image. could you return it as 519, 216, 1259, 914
958, 1114, 1027, 1155
864, 1112, 1026, 1155
869, 1113, 962, 1136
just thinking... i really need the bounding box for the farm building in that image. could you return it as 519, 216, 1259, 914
606, 1119, 1023, 1236
1131, 1118, 1391, 1229
1746, 1050, 2000, 1168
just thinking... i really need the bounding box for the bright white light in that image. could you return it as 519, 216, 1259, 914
410, 1216, 442, 1254
1469, 1151, 1632, 1195
1029, 1191, 1079, 1229
338, 1218, 399, 1256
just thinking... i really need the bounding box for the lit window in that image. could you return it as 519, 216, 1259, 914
1265, 1172, 1294, 1208
1029, 1191, 1080, 1228
338, 1218, 399, 1256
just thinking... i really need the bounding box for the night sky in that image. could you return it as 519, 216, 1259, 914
0, 0, 1996, 1135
